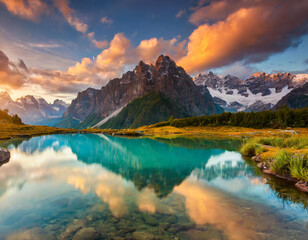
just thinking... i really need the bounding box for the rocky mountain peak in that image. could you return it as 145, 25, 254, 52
58, 55, 222, 128
155, 55, 176, 72
0, 91, 13, 103
53, 99, 69, 107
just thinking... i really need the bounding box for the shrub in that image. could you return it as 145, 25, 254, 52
241, 143, 257, 156
271, 150, 292, 174
289, 154, 308, 181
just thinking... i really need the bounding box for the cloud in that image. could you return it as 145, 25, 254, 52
137, 37, 186, 64
92, 39, 108, 49
101, 16, 113, 24
87, 32, 95, 39
0, 0, 47, 20
219, 62, 258, 79
178, 0, 308, 74
29, 43, 61, 48
304, 58, 308, 64
54, 0, 88, 34
0, 50, 27, 89
176, 9, 186, 18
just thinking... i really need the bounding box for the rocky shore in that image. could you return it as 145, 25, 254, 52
253, 155, 308, 193
0, 147, 10, 165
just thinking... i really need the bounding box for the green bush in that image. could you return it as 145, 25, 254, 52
241, 143, 257, 156
271, 150, 292, 174
289, 154, 308, 181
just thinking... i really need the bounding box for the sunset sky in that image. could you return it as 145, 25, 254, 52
0, 0, 308, 102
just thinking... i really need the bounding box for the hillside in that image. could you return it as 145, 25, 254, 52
273, 82, 308, 110
99, 92, 189, 129
150, 106, 308, 129
0, 109, 23, 125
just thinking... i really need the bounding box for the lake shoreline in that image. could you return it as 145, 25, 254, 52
1, 123, 307, 194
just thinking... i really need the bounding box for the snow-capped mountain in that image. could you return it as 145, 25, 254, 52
194, 72, 308, 112
0, 92, 68, 125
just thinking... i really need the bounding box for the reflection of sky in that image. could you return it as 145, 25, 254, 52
0, 134, 307, 239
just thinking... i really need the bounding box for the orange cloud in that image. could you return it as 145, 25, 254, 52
137, 37, 186, 64
0, 0, 47, 20
67, 57, 92, 75
54, 0, 88, 34
92, 39, 108, 49
179, 0, 308, 74
174, 179, 258, 240
0, 50, 27, 89
101, 16, 113, 24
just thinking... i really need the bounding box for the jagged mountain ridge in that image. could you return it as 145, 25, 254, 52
0, 92, 68, 125
273, 82, 308, 110
57, 55, 222, 129
194, 72, 308, 112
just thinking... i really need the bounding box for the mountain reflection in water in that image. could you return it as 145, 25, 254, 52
0, 134, 307, 240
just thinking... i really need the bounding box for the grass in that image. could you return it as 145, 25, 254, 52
258, 136, 308, 149
242, 135, 308, 182
0, 123, 105, 140
271, 150, 292, 174
289, 154, 308, 181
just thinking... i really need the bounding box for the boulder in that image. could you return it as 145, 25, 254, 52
0, 147, 10, 163
72, 227, 100, 240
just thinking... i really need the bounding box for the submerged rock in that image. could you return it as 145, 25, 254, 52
295, 181, 308, 193
132, 230, 154, 240
0, 147, 10, 164
72, 227, 100, 240
6, 227, 56, 240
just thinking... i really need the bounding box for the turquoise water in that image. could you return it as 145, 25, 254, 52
0, 134, 307, 240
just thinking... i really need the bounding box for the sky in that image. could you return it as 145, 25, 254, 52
0, 0, 308, 103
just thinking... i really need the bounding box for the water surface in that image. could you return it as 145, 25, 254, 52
0, 134, 307, 240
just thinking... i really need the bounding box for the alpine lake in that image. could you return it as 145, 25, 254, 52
0, 133, 307, 240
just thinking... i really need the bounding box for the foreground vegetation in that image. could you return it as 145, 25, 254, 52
241, 136, 308, 191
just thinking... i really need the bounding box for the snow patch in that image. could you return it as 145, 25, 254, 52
93, 106, 126, 128
208, 85, 292, 107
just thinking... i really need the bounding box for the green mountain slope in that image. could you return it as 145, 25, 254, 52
100, 92, 190, 129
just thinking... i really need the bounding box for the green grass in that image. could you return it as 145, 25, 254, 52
289, 154, 308, 181
271, 150, 292, 174
240, 143, 266, 156
247, 136, 308, 149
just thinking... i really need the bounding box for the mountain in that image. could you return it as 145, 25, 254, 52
273, 82, 308, 110
57, 55, 222, 129
98, 92, 189, 129
193, 72, 308, 112
0, 92, 68, 126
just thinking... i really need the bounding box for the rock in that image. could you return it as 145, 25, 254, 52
6, 227, 56, 240
132, 231, 154, 240
142, 213, 158, 226
252, 154, 261, 162
0, 147, 10, 163
72, 227, 100, 240
295, 181, 308, 193
60, 220, 85, 240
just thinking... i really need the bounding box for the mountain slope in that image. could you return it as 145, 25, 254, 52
0, 92, 68, 125
273, 82, 308, 110
58, 55, 222, 129
99, 92, 189, 129
194, 72, 308, 112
